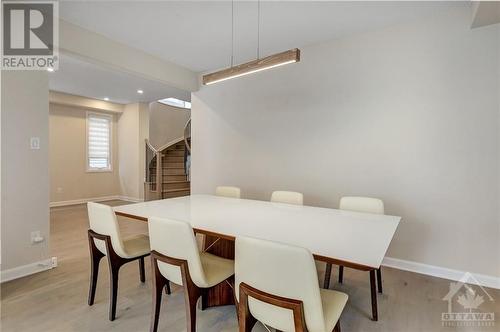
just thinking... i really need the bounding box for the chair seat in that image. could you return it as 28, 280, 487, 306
320, 289, 348, 331
199, 252, 234, 288
122, 234, 150, 258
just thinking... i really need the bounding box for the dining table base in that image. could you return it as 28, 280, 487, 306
201, 234, 236, 308
369, 270, 378, 321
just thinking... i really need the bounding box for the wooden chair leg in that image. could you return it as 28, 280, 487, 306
338, 266, 344, 284
333, 321, 341, 332
323, 263, 332, 289
150, 251, 201, 331
201, 288, 208, 311
376, 268, 383, 294
108, 262, 120, 321
139, 257, 146, 283
238, 289, 257, 332
181, 265, 202, 332
185, 287, 200, 332
89, 230, 150, 322
87, 237, 105, 306
150, 256, 166, 332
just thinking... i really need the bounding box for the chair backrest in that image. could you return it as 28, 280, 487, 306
235, 236, 325, 332
270, 191, 304, 205
215, 186, 241, 198
87, 202, 127, 258
148, 217, 208, 287
339, 196, 384, 215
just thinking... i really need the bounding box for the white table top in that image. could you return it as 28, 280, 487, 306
114, 194, 401, 269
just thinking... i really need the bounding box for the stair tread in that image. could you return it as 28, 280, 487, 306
164, 180, 190, 184
162, 188, 190, 193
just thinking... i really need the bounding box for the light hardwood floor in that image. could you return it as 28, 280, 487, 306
1, 200, 498, 331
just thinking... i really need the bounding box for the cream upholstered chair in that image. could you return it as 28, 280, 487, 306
87, 202, 152, 321
148, 217, 234, 332
339, 196, 384, 215
324, 197, 385, 294
215, 186, 241, 198
270, 191, 304, 205
236, 236, 348, 332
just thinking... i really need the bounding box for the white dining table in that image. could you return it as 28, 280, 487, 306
114, 194, 401, 320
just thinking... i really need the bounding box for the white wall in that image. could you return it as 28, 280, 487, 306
49, 103, 121, 203
1, 71, 50, 271
149, 102, 190, 149
118, 103, 149, 200
192, 8, 500, 278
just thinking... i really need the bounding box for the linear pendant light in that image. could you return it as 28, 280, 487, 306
202, 0, 300, 85
203, 48, 300, 85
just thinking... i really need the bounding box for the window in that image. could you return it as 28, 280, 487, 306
158, 97, 191, 109
87, 112, 112, 171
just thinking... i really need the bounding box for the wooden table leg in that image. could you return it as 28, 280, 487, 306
376, 268, 383, 294
369, 270, 378, 321
202, 234, 235, 307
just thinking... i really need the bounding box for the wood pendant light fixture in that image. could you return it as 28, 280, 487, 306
202, 0, 300, 85
203, 48, 300, 85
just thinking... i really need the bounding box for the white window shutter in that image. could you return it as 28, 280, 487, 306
87, 113, 111, 170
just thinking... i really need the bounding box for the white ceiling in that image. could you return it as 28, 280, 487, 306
59, 1, 469, 73
49, 53, 191, 104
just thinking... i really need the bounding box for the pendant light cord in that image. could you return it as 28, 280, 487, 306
257, 0, 260, 59
230, 0, 260, 66
231, 0, 234, 67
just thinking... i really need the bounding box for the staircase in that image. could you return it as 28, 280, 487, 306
144, 118, 191, 200
161, 142, 190, 198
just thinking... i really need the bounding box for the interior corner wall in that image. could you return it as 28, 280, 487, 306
497, 26, 500, 268
148, 102, 191, 149
118, 103, 149, 201
138, 102, 149, 200
1, 71, 50, 271
191, 8, 500, 278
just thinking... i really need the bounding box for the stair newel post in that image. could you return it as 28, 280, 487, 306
156, 151, 162, 200
183, 118, 191, 182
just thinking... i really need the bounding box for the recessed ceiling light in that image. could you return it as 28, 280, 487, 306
137, 89, 144, 94
47, 68, 54, 72
104, 97, 109, 101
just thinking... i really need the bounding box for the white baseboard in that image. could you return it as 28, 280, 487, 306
50, 195, 120, 207
1, 257, 57, 283
50, 195, 143, 207
383, 256, 500, 290
118, 196, 144, 203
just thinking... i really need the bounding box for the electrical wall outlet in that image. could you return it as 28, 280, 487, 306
30, 231, 44, 244
56, 187, 63, 193
30, 137, 40, 150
